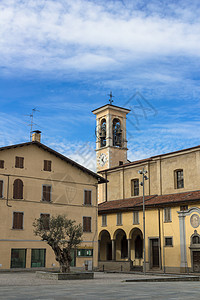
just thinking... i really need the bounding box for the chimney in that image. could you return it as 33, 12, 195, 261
32, 130, 41, 142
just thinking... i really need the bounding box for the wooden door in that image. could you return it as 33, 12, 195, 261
151, 239, 159, 268
193, 251, 200, 272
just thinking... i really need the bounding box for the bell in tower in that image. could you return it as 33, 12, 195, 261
92, 97, 130, 171
113, 118, 122, 147
100, 119, 106, 147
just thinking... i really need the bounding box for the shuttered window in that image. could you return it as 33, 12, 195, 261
0, 180, 3, 198
133, 211, 139, 224
42, 185, 51, 202
40, 214, 50, 230
13, 179, 23, 199
15, 157, 24, 168
84, 190, 92, 205
83, 217, 91, 232
13, 212, 23, 229
44, 160, 51, 171
102, 215, 107, 226
117, 213, 122, 225
0, 160, 4, 168
164, 208, 171, 222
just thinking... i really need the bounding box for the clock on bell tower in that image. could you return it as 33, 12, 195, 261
92, 96, 130, 172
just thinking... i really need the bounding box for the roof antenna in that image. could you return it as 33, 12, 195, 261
108, 91, 114, 105
25, 108, 40, 141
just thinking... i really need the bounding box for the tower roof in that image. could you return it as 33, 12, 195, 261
92, 104, 130, 115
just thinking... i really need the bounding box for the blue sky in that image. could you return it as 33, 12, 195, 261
1, 0, 200, 171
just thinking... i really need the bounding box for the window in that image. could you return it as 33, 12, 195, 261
0, 180, 3, 198
40, 214, 50, 230
15, 156, 24, 168
102, 215, 107, 226
117, 213, 122, 225
83, 217, 91, 232
13, 212, 23, 229
43, 160, 51, 171
11, 249, 26, 268
119, 161, 123, 166
175, 169, 184, 189
77, 249, 93, 257
42, 185, 51, 202
165, 237, 173, 247
13, 179, 23, 199
180, 205, 188, 211
133, 211, 139, 224
164, 208, 171, 222
131, 179, 139, 196
31, 249, 46, 267
0, 160, 4, 168
84, 190, 92, 205
192, 235, 200, 244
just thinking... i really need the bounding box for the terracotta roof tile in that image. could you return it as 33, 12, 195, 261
98, 190, 200, 213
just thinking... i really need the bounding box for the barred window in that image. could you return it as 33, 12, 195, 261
165, 237, 173, 247
175, 169, 184, 189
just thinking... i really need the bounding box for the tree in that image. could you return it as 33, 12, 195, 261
33, 215, 83, 273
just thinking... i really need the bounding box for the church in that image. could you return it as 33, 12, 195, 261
93, 102, 200, 273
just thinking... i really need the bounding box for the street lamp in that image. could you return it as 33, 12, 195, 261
138, 168, 148, 275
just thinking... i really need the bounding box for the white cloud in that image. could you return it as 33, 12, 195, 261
0, 0, 200, 74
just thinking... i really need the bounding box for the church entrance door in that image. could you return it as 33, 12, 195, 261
193, 251, 200, 272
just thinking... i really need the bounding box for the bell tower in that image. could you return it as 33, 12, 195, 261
92, 98, 130, 172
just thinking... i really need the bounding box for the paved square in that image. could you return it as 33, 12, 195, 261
0, 272, 200, 299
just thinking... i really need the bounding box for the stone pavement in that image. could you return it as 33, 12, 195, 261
0, 272, 200, 299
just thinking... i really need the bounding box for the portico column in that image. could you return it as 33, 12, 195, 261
128, 239, 131, 261
112, 239, 116, 261
98, 240, 101, 261
178, 212, 188, 272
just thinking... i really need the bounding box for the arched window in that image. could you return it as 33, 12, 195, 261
192, 235, 200, 244
113, 118, 122, 147
100, 119, 106, 147
13, 179, 23, 199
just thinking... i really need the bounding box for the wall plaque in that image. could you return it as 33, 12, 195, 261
190, 214, 200, 228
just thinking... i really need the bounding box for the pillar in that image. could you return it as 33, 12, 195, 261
112, 239, 116, 261
178, 213, 188, 272
128, 239, 131, 261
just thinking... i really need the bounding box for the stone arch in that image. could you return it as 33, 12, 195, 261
98, 230, 112, 261
113, 229, 128, 260
129, 228, 143, 262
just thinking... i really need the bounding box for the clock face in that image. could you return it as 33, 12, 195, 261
98, 153, 107, 167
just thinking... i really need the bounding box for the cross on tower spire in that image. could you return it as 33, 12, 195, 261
108, 91, 114, 105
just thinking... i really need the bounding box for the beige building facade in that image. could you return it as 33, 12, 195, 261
94, 103, 200, 273
0, 132, 105, 270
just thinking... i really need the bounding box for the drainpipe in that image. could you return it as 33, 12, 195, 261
105, 171, 107, 202
6, 175, 12, 207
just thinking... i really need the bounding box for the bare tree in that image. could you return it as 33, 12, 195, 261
33, 215, 83, 273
